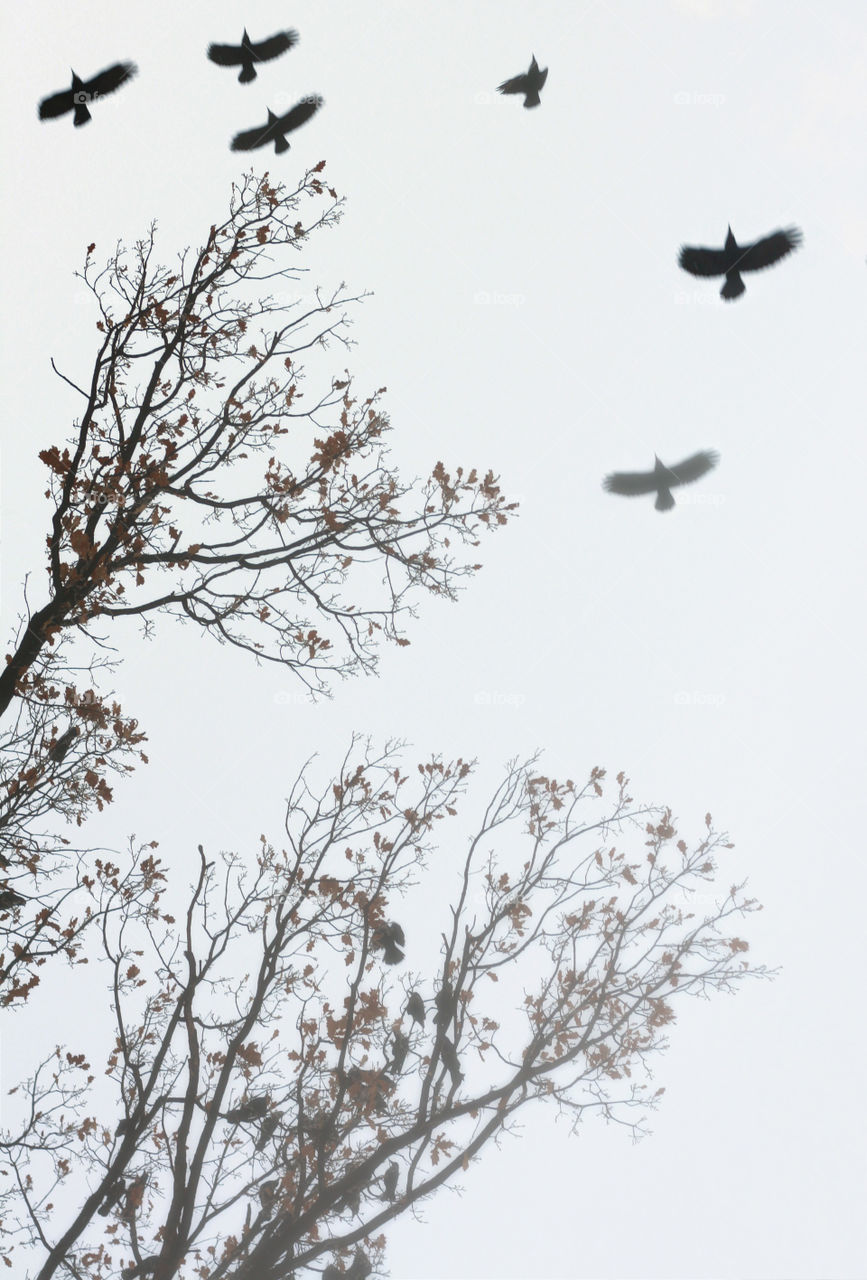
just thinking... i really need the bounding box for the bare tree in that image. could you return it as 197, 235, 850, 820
1, 739, 766, 1279
0, 165, 513, 722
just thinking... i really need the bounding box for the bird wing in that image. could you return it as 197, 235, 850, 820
249, 29, 299, 61
38, 87, 75, 119
497, 72, 529, 95
84, 62, 137, 98
230, 120, 274, 151
738, 226, 802, 272
603, 468, 660, 496
678, 244, 730, 277
536, 67, 549, 89
207, 41, 246, 66
667, 450, 720, 487
276, 96, 323, 133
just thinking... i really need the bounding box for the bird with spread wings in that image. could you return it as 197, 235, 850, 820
679, 225, 802, 300
603, 451, 720, 512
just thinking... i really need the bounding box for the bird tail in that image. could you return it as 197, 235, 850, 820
721, 271, 745, 300
274, 136, 290, 154
238, 64, 256, 84
73, 102, 91, 127
524, 91, 541, 108
655, 488, 675, 512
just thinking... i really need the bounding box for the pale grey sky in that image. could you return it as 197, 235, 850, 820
1, 2, 866, 1277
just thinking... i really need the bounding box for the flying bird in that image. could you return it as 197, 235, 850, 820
497, 55, 548, 108
48, 725, 79, 763
207, 28, 299, 83
230, 97, 323, 154
405, 991, 425, 1025
371, 920, 406, 965
678, 225, 802, 300
603, 451, 720, 512
38, 63, 137, 127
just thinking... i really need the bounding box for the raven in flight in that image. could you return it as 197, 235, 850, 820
603, 451, 719, 512
371, 920, 406, 965
207, 28, 298, 84
38, 63, 137, 127
497, 55, 548, 108
231, 97, 323, 154
679, 225, 802, 300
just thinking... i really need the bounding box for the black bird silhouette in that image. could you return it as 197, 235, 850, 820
434, 979, 456, 1027
48, 725, 79, 763
347, 1250, 372, 1280
497, 55, 548, 108
208, 28, 299, 83
371, 920, 406, 965
0, 887, 26, 911
38, 63, 137, 127
222, 1095, 270, 1124
439, 1036, 463, 1086
255, 1111, 282, 1151
380, 1161, 399, 1201
388, 1030, 410, 1074
405, 991, 425, 1025
230, 96, 323, 154
258, 1180, 278, 1216
603, 451, 719, 512
679, 225, 802, 300
97, 1177, 126, 1216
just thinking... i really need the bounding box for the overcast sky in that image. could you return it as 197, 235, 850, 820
2, 2, 866, 1277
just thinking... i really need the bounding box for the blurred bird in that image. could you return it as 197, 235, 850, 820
258, 1180, 278, 1217
371, 920, 406, 965
0, 887, 26, 911
380, 1161, 399, 1201
207, 28, 299, 83
434, 979, 455, 1027
405, 991, 425, 1025
230, 97, 323, 154
222, 1096, 270, 1124
497, 55, 548, 108
388, 1030, 410, 1074
323, 1268, 342, 1280
97, 1176, 126, 1216
439, 1036, 463, 1086
603, 451, 719, 512
38, 63, 137, 127
255, 1111, 282, 1151
48, 725, 79, 763
678, 225, 802, 300
347, 1250, 372, 1280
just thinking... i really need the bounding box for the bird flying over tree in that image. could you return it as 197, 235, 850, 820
38, 63, 137, 127
207, 28, 299, 84
230, 97, 323, 154
678, 225, 802, 300
603, 451, 720, 512
497, 55, 548, 108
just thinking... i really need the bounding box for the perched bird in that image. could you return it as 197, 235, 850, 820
603, 451, 720, 513
439, 1036, 463, 1086
48, 725, 79, 763
38, 63, 137, 127
434, 979, 456, 1027
380, 1161, 399, 1201
678, 225, 802, 300
0, 887, 26, 911
371, 920, 406, 965
207, 28, 298, 83
347, 1250, 372, 1280
323, 1268, 342, 1280
258, 1180, 278, 1217
255, 1111, 282, 1151
497, 55, 548, 108
97, 1176, 126, 1216
222, 1096, 270, 1124
122, 1174, 148, 1222
405, 992, 425, 1025
341, 1187, 362, 1217
388, 1030, 410, 1075
230, 97, 323, 154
